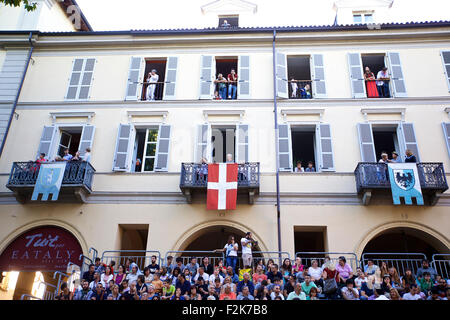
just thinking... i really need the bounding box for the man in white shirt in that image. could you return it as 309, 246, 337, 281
146, 69, 159, 101
402, 285, 423, 300
376, 67, 390, 98
241, 232, 256, 268
193, 266, 210, 284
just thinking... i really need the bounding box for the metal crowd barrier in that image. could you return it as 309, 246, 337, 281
100, 250, 162, 272
431, 254, 450, 279
295, 252, 360, 272
37, 281, 57, 300
20, 294, 42, 300
53, 271, 71, 296
360, 252, 427, 276
236, 251, 291, 269
165, 251, 225, 270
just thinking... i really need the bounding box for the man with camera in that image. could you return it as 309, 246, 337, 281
241, 232, 257, 269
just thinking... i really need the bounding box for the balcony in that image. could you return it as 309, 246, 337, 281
354, 162, 448, 205
364, 79, 391, 98
179, 162, 260, 204
6, 161, 96, 203
288, 80, 313, 99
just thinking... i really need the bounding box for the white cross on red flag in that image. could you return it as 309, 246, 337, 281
207, 163, 238, 210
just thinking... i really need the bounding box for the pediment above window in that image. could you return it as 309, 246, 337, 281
201, 0, 257, 15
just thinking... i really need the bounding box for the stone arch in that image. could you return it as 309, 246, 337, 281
355, 220, 450, 259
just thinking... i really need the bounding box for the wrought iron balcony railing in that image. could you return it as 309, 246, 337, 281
179, 162, 260, 203
6, 161, 96, 202
354, 162, 448, 205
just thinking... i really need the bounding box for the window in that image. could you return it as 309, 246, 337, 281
357, 123, 420, 162
125, 57, 178, 101
294, 226, 327, 255
278, 123, 335, 172
212, 126, 236, 163
348, 52, 407, 99
353, 12, 374, 24
66, 58, 96, 100
276, 53, 327, 99
441, 51, 450, 91
218, 15, 239, 28
112, 124, 171, 172
57, 128, 81, 157
199, 55, 250, 100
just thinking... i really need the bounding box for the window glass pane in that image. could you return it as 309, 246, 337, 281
144, 158, 154, 172
364, 14, 374, 23
147, 130, 158, 142
146, 143, 156, 156
60, 132, 71, 146
353, 15, 362, 23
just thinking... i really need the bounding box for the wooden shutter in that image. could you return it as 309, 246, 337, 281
278, 123, 292, 171
155, 124, 171, 171
66, 58, 96, 100
348, 53, 366, 98
311, 54, 327, 98
113, 124, 133, 171
357, 123, 376, 162
387, 52, 407, 97
317, 124, 335, 171
195, 124, 211, 162
199, 56, 214, 99
399, 123, 420, 162
163, 57, 178, 100
79, 124, 96, 158
125, 57, 144, 101
440, 51, 450, 92
37, 125, 57, 160
238, 55, 250, 99
275, 51, 288, 98
442, 123, 450, 158
236, 124, 249, 163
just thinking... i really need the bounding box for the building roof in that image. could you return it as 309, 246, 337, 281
56, 0, 93, 32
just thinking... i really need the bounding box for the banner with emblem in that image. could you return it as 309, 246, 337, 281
387, 163, 424, 205
31, 162, 66, 201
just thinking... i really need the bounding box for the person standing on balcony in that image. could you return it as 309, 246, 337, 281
221, 235, 239, 271
214, 74, 228, 100
364, 67, 379, 98
83, 147, 91, 162
294, 161, 304, 172
404, 149, 417, 163
388, 151, 401, 163
241, 232, 257, 269
376, 67, 391, 98
36, 153, 47, 164
305, 161, 315, 172
290, 78, 298, 98
62, 148, 73, 161
300, 83, 312, 99
146, 69, 159, 101
227, 69, 238, 99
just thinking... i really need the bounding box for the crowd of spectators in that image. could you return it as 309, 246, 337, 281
56, 254, 449, 301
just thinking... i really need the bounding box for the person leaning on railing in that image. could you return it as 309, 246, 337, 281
364, 67, 379, 98
376, 67, 391, 98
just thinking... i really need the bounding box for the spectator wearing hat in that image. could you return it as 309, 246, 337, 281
389, 151, 402, 163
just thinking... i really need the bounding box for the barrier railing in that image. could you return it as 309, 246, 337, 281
431, 254, 450, 279
360, 252, 427, 276
37, 281, 57, 300
100, 250, 162, 272
78, 254, 93, 276
295, 252, 359, 272
288, 80, 313, 99
53, 271, 71, 296
20, 294, 42, 300
140, 81, 170, 101
165, 251, 225, 270
236, 251, 291, 270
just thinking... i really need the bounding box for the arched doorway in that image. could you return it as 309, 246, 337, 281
0, 225, 84, 300
360, 226, 449, 277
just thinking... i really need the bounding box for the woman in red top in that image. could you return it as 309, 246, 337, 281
322, 260, 340, 299
114, 265, 126, 286
364, 67, 379, 98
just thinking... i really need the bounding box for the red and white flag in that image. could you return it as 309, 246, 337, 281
207, 163, 238, 210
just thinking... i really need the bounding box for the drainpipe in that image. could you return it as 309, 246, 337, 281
272, 29, 282, 256
0, 32, 35, 157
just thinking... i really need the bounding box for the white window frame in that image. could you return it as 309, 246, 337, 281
211, 124, 237, 163
49, 124, 85, 160
288, 122, 324, 173
141, 127, 159, 172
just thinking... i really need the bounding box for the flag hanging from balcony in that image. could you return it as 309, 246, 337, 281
387, 163, 424, 205
31, 162, 66, 201
207, 163, 238, 210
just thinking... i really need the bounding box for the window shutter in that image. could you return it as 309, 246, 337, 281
347, 53, 366, 98
66, 58, 96, 100
275, 51, 288, 98
37, 125, 56, 160
442, 123, 450, 158
236, 124, 249, 163
238, 55, 250, 99
311, 54, 327, 98
399, 122, 420, 162
113, 124, 133, 171
199, 56, 214, 99
278, 123, 292, 171
125, 57, 144, 101
387, 52, 407, 97
357, 123, 376, 162
317, 123, 335, 171
79, 124, 96, 158
195, 124, 211, 162
155, 124, 171, 171
440, 51, 450, 92
163, 57, 178, 100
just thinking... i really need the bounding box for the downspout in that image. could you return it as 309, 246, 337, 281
272, 29, 282, 255
0, 32, 35, 157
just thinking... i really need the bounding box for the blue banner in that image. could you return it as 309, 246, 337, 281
388, 163, 424, 205
31, 162, 66, 201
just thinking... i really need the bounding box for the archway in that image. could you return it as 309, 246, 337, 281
0, 225, 84, 300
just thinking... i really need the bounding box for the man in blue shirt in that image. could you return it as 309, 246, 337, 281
175, 274, 191, 296
225, 266, 239, 283
237, 272, 254, 295
62, 148, 73, 161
